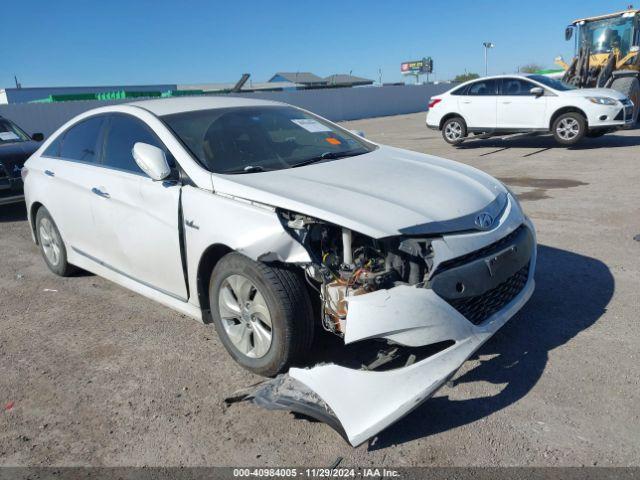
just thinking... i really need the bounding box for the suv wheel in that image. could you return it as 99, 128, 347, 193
209, 252, 314, 377
442, 117, 467, 145
552, 112, 586, 146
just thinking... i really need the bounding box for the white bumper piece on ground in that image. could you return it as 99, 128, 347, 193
290, 255, 535, 446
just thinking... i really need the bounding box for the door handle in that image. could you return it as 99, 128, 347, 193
462, 100, 472, 104
91, 187, 110, 199
501, 101, 512, 104
44, 170, 55, 177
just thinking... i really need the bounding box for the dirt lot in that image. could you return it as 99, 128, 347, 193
1, 112, 639, 467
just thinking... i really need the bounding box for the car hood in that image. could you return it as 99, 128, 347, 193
211, 146, 506, 238
561, 87, 629, 101
0, 140, 40, 178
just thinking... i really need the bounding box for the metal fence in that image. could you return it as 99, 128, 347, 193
0, 84, 450, 137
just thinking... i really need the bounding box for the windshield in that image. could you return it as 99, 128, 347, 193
161, 106, 374, 174
528, 75, 577, 91
0, 118, 30, 144
579, 15, 635, 56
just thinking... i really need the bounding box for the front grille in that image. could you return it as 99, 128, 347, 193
433, 225, 526, 275
447, 262, 530, 325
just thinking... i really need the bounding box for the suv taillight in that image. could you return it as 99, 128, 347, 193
428, 98, 442, 109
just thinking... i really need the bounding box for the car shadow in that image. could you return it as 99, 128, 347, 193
0, 202, 27, 222
457, 131, 640, 150
362, 244, 614, 449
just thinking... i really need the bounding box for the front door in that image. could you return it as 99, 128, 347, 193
497, 78, 548, 129
89, 113, 187, 301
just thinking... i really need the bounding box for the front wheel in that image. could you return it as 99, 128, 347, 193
442, 117, 467, 145
209, 252, 314, 377
552, 112, 586, 146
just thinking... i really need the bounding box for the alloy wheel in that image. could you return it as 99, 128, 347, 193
445, 121, 463, 141
556, 118, 580, 141
39, 218, 61, 266
218, 274, 273, 358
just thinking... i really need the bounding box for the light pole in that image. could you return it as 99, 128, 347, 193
483, 42, 495, 76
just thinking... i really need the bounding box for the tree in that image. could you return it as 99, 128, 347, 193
519, 63, 544, 74
453, 72, 480, 83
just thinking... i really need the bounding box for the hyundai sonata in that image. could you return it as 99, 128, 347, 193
24, 97, 536, 445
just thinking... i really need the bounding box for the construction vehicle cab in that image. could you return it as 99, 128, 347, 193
556, 9, 640, 122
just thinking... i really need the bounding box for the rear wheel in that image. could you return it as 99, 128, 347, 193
209, 252, 314, 377
35, 207, 76, 277
441, 117, 467, 145
610, 76, 640, 124
552, 112, 586, 146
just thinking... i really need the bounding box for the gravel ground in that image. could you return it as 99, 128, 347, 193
0, 112, 638, 467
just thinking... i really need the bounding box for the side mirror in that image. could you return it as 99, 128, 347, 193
530, 87, 544, 97
132, 142, 171, 181
32, 133, 44, 142
350, 129, 366, 138
565, 26, 574, 41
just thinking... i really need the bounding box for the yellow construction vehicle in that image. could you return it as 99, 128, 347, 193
556, 8, 640, 122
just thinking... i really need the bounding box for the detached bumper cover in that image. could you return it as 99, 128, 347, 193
291, 259, 535, 446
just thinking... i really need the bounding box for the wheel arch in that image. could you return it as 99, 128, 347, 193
196, 243, 234, 323
549, 106, 588, 130
439, 112, 466, 130
29, 201, 44, 244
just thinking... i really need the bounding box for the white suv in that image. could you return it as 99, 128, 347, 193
426, 74, 635, 146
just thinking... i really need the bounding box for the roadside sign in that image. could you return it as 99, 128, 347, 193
401, 57, 433, 74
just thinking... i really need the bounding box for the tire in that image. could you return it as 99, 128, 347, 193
552, 112, 586, 146
610, 76, 640, 124
209, 252, 314, 377
35, 207, 76, 277
441, 117, 467, 145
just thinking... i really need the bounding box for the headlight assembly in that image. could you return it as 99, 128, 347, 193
586, 96, 618, 106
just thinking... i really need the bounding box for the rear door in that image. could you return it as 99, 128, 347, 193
36, 116, 107, 257
497, 78, 548, 129
89, 113, 187, 301
457, 79, 498, 129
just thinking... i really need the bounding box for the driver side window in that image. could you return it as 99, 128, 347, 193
501, 78, 538, 96
102, 114, 174, 174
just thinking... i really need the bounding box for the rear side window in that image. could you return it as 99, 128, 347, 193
43, 136, 62, 157
467, 79, 499, 96
450, 85, 468, 96
102, 115, 172, 174
58, 117, 105, 163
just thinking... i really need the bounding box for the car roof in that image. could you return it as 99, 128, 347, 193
129, 95, 286, 116
451, 74, 540, 89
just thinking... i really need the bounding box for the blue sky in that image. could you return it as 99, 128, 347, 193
0, 0, 628, 88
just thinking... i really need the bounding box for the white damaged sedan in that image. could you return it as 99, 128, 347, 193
24, 97, 536, 446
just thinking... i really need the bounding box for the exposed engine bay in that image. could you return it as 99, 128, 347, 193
280, 210, 435, 337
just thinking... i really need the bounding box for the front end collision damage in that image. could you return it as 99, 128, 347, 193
223, 190, 537, 446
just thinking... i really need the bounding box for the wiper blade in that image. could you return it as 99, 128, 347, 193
224, 165, 267, 174
292, 149, 366, 168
